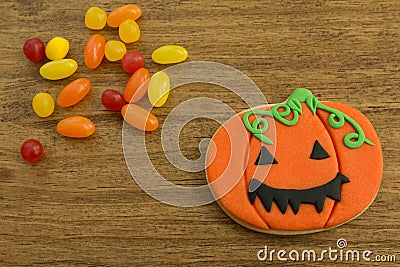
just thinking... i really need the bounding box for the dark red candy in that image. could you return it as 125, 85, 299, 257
102, 89, 125, 111
20, 139, 44, 163
23, 38, 45, 62
121, 51, 145, 73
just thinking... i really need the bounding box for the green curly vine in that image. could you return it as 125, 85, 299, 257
243, 88, 375, 149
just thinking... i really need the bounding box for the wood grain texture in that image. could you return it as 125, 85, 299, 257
0, 0, 399, 266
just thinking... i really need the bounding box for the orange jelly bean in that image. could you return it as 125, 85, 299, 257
121, 104, 158, 131
84, 34, 106, 69
58, 78, 90, 107
107, 4, 142, 28
57, 116, 95, 138
124, 68, 150, 102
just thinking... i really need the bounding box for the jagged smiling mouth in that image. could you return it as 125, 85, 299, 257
248, 172, 350, 215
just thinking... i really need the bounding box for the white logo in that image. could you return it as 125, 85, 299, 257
122, 61, 275, 207
336, 238, 348, 249
257, 238, 396, 262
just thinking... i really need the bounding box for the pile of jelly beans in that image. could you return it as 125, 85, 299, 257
20, 4, 189, 163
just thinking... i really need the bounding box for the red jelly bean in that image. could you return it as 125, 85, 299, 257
20, 139, 44, 163
102, 89, 125, 111
122, 51, 145, 73
124, 68, 150, 103
23, 38, 45, 62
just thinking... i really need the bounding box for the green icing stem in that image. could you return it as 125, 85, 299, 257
243, 109, 274, 145
243, 88, 375, 149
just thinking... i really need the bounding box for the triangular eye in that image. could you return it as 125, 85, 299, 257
310, 140, 330, 160
255, 146, 278, 165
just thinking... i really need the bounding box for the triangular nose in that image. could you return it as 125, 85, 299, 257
310, 140, 330, 160
255, 146, 278, 165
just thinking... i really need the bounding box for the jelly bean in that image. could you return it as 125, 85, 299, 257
23, 38, 45, 62
124, 68, 150, 102
105, 40, 126, 61
107, 4, 142, 28
152, 45, 188, 64
121, 104, 158, 131
102, 89, 125, 111
122, 51, 144, 73
57, 116, 95, 138
119, 19, 140, 43
148, 71, 170, 107
57, 78, 90, 107
32, 92, 55, 117
39, 59, 78, 80
84, 34, 106, 69
45, 37, 69, 60
20, 139, 44, 163
85, 6, 107, 30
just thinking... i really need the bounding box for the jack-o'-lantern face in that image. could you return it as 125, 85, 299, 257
206, 88, 383, 234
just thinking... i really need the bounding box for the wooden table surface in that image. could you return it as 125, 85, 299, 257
1, 0, 399, 266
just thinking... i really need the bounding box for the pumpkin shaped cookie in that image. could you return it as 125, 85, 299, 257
206, 88, 382, 234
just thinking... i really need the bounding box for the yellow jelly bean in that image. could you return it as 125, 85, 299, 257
152, 45, 188, 64
32, 92, 54, 118
39, 59, 78, 80
105, 40, 126, 61
119, 19, 140, 43
148, 71, 170, 107
85, 7, 107, 30
45, 37, 69, 60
